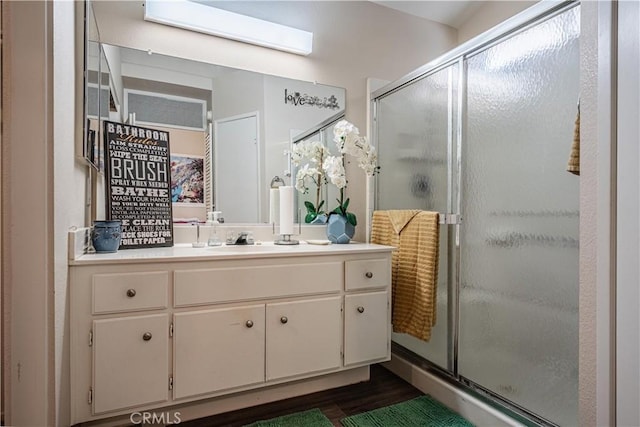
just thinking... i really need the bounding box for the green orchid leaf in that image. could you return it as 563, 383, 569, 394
304, 201, 316, 213
343, 198, 350, 211
305, 212, 317, 223
346, 212, 357, 226
317, 200, 325, 211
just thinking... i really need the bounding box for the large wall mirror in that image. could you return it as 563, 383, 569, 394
84, 2, 346, 225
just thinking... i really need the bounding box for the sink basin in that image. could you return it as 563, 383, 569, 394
207, 243, 287, 251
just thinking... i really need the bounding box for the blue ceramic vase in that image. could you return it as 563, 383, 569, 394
326, 214, 355, 244
91, 220, 122, 253
310, 213, 328, 224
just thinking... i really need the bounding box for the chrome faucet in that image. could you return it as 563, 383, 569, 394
234, 232, 249, 245
226, 231, 254, 245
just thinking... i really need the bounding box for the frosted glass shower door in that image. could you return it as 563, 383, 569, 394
375, 63, 458, 370
458, 6, 579, 426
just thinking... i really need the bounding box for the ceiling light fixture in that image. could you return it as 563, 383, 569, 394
144, 0, 313, 56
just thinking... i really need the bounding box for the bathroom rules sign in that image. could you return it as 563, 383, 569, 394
103, 120, 174, 249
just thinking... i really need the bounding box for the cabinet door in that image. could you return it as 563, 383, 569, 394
266, 296, 342, 381
173, 304, 265, 399
344, 291, 390, 366
93, 314, 169, 414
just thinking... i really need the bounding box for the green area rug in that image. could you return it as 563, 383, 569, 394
243, 408, 333, 427
340, 395, 474, 427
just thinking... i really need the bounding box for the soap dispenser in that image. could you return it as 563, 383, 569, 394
206, 211, 222, 246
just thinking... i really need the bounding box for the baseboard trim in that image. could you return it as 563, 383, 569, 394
382, 354, 524, 427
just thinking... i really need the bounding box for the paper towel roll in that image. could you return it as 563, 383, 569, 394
279, 186, 294, 235
269, 188, 280, 224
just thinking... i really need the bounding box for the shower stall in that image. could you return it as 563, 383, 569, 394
371, 2, 579, 426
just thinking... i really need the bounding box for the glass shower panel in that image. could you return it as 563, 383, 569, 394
376, 63, 458, 369
458, 6, 579, 426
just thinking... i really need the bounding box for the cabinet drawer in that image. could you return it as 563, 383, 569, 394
174, 262, 342, 307
92, 271, 169, 314
345, 258, 390, 290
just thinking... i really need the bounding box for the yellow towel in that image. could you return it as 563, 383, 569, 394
371, 210, 440, 341
567, 103, 580, 175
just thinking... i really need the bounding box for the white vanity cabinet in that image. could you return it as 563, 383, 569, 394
266, 296, 343, 381
173, 304, 266, 399
343, 258, 392, 366
344, 291, 389, 366
92, 314, 170, 414
69, 244, 392, 425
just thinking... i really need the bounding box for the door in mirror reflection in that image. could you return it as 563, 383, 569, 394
215, 113, 260, 223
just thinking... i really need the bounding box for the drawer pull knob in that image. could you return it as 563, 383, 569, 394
280, 316, 288, 324
365, 272, 374, 279
246, 320, 254, 328
126, 289, 137, 298
142, 332, 152, 341
357, 306, 365, 314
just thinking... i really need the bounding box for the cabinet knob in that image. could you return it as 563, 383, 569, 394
142, 332, 152, 341
126, 289, 136, 298
357, 306, 365, 314
280, 316, 288, 324
245, 320, 254, 328
365, 272, 374, 279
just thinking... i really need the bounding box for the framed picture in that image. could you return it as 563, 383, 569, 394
103, 120, 174, 249
170, 154, 205, 205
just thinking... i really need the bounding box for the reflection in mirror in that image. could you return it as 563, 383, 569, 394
86, 42, 346, 224
83, 1, 99, 169
84, 40, 101, 169
86, 42, 121, 171
291, 114, 344, 224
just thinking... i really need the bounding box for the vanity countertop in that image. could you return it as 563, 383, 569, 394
69, 241, 394, 266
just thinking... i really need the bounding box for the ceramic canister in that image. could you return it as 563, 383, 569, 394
91, 220, 122, 253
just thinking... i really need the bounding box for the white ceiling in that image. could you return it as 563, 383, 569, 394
370, 1, 485, 29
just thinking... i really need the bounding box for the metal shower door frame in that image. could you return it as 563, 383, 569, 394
370, 1, 580, 425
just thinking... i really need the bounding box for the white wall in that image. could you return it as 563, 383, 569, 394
91, 0, 458, 241
616, 2, 640, 424
2, 1, 86, 425
55, 2, 89, 427
3, 2, 55, 425
456, 1, 537, 44
579, 2, 615, 426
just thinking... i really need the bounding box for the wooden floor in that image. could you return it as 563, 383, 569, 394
180, 364, 424, 427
